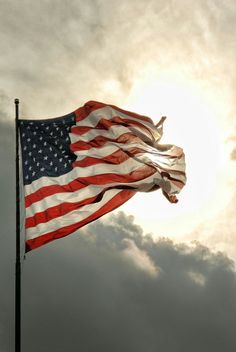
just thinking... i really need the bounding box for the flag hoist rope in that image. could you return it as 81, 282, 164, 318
15, 98, 21, 352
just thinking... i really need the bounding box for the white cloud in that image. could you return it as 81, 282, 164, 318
122, 238, 160, 277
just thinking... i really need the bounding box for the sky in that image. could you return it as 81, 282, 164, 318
0, 0, 236, 351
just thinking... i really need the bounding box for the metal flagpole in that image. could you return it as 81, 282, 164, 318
15, 98, 21, 352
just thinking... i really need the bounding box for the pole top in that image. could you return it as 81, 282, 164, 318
15, 98, 19, 104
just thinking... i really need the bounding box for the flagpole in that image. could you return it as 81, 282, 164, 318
15, 98, 21, 352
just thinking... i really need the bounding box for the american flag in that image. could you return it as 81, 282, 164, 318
19, 101, 186, 252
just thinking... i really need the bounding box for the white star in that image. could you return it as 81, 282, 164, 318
44, 156, 48, 160
38, 149, 42, 153
40, 167, 45, 172
59, 158, 63, 162
64, 163, 67, 168
27, 138, 31, 142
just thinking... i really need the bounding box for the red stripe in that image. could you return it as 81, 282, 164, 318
25, 189, 136, 252
160, 171, 186, 185
70, 132, 138, 152
72, 148, 143, 168
26, 189, 110, 228
25, 179, 87, 208
25, 164, 156, 208
71, 166, 156, 185
74, 101, 154, 124
26, 160, 155, 228
71, 116, 154, 138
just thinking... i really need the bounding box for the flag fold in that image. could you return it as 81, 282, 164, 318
19, 101, 186, 251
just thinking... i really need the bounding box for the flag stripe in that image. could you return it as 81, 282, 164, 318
70, 124, 130, 142
70, 121, 157, 146
75, 107, 159, 140
75, 101, 153, 124
70, 132, 138, 151
25, 155, 156, 201
24, 142, 154, 196
25, 149, 185, 209
25, 188, 135, 241
25, 188, 136, 251
24, 146, 144, 208
26, 188, 110, 228
72, 147, 142, 167
25, 164, 157, 214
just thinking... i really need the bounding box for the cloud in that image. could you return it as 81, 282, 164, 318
122, 238, 160, 277
0, 212, 229, 351
1, 0, 235, 118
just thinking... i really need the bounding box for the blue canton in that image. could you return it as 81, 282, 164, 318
19, 113, 77, 185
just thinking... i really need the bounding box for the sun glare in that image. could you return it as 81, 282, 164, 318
117, 70, 230, 239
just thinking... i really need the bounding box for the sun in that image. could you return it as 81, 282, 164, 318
115, 70, 230, 240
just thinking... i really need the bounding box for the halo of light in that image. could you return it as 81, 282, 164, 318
117, 72, 230, 239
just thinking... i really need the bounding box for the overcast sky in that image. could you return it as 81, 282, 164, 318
1, 0, 236, 351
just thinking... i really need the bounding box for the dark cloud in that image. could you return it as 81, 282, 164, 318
0, 212, 229, 351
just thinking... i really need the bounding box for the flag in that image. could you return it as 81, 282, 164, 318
19, 101, 186, 252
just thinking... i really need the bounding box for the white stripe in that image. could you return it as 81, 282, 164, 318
72, 108, 163, 145
26, 188, 122, 240
70, 125, 129, 144
26, 171, 162, 217
71, 123, 158, 147
77, 106, 161, 138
